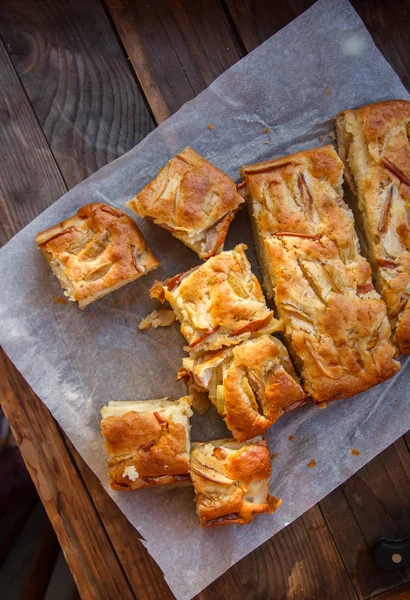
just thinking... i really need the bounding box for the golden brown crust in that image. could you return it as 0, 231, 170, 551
36, 203, 160, 308
264, 236, 399, 402
242, 145, 400, 402
179, 335, 305, 441
336, 100, 410, 353
127, 147, 244, 259
100, 397, 192, 491
150, 244, 281, 351
240, 146, 358, 264
190, 437, 280, 527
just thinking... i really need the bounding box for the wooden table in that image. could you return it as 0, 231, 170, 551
1, 1, 409, 599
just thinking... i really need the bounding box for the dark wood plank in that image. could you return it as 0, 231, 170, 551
225, 0, 410, 92
233, 505, 358, 600
195, 570, 247, 600
105, 0, 244, 123
370, 581, 410, 600
0, 38, 66, 246
0, 0, 154, 188
65, 438, 175, 600
20, 514, 60, 600
320, 439, 410, 599
0, 351, 135, 600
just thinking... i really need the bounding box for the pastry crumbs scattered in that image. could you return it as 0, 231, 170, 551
318, 135, 323, 142
263, 141, 269, 145
207, 124, 215, 130
86, 313, 94, 318
350, 448, 360, 456
271, 453, 280, 460
128, 296, 137, 306
262, 127, 270, 134
328, 131, 336, 140
307, 459, 317, 468
111, 299, 121, 306
54, 297, 67, 305
288, 435, 294, 441
325, 84, 331, 96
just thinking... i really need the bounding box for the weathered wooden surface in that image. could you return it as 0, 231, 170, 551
0, 0, 409, 598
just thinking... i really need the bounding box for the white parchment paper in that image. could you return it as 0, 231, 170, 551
1, 0, 409, 598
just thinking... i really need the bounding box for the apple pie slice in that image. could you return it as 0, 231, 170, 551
241, 148, 400, 402
264, 234, 399, 402
127, 147, 244, 259
190, 437, 281, 527
36, 203, 160, 308
336, 100, 410, 353
150, 244, 280, 351
100, 396, 192, 491
178, 335, 305, 441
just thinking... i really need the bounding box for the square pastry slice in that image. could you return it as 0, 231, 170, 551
264, 234, 399, 403
127, 147, 244, 259
178, 335, 305, 441
100, 396, 192, 490
36, 203, 160, 308
336, 100, 410, 353
190, 437, 281, 527
240, 146, 358, 297
150, 244, 280, 351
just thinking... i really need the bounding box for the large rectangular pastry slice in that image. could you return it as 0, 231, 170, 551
100, 396, 192, 490
150, 244, 280, 352
241, 147, 400, 403
127, 147, 244, 259
178, 335, 305, 441
190, 437, 281, 527
36, 203, 160, 308
336, 100, 410, 353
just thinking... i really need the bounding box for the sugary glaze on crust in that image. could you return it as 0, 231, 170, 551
178, 335, 305, 441
36, 203, 160, 308
241, 146, 400, 402
264, 235, 399, 402
127, 147, 244, 259
336, 100, 410, 353
150, 244, 281, 351
190, 437, 281, 527
100, 397, 193, 491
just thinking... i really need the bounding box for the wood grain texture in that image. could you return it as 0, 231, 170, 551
370, 581, 410, 599
20, 514, 60, 600
320, 439, 410, 599
225, 0, 410, 93
65, 438, 175, 600
105, 0, 244, 123
0, 351, 135, 600
0, 0, 154, 188
0, 38, 66, 247
234, 506, 358, 600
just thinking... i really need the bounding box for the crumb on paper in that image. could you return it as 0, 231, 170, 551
128, 296, 137, 306
207, 124, 215, 130
138, 309, 176, 330
328, 131, 336, 141
318, 135, 323, 142
111, 299, 121, 307
86, 313, 94, 319
123, 466, 139, 481
275, 130, 279, 135
94, 328, 99, 333
271, 452, 280, 460
350, 448, 360, 456
54, 296, 67, 305
307, 459, 317, 468
288, 435, 294, 441
267, 494, 282, 514
317, 402, 328, 410
325, 84, 331, 96
262, 127, 270, 134
263, 141, 269, 145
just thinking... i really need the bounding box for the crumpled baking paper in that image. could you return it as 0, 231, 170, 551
0, 0, 409, 598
